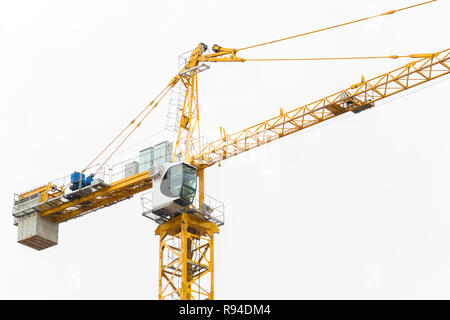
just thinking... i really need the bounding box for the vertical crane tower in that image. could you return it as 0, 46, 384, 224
11, 0, 450, 300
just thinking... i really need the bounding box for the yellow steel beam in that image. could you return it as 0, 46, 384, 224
192, 48, 450, 167
173, 73, 201, 163
40, 170, 153, 223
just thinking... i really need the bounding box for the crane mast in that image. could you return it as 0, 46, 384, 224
193, 49, 450, 167
11, 1, 449, 300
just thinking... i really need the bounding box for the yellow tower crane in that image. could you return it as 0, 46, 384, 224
12, 0, 449, 300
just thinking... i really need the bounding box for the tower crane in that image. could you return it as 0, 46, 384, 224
11, 0, 449, 300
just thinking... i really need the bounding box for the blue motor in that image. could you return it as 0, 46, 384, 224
69, 171, 95, 191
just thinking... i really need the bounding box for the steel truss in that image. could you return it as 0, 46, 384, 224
155, 213, 219, 300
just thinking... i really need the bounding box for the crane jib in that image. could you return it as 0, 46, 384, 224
192, 50, 450, 166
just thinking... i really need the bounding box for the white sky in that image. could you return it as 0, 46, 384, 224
1, 0, 449, 299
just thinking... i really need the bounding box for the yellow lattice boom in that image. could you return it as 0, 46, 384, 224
12, 0, 449, 300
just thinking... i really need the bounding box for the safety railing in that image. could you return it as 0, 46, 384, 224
13, 143, 174, 217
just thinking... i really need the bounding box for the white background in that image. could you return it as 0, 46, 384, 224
1, 0, 449, 299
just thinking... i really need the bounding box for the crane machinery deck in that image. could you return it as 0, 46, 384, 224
11, 0, 450, 300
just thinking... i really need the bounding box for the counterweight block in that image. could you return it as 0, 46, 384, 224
17, 213, 58, 250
